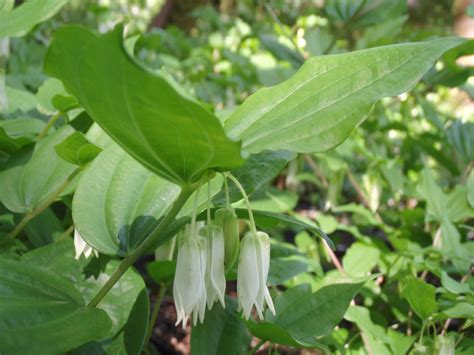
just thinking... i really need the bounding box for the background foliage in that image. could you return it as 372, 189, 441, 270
0, 0, 473, 354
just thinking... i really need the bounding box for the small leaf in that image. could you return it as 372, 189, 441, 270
225, 38, 464, 155
54, 131, 102, 166
0, 0, 70, 38
45, 25, 244, 185
0, 258, 112, 354
442, 302, 474, 319
401, 277, 438, 320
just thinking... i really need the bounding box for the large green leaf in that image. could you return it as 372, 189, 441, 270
191, 297, 251, 355
224, 38, 464, 154
0, 125, 76, 213
72, 143, 223, 256
0, 258, 112, 354
45, 25, 244, 185
0, 0, 69, 38
246, 281, 365, 348
21, 240, 149, 354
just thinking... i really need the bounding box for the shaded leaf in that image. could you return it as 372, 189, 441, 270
0, 258, 112, 354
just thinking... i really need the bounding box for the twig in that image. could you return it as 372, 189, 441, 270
57, 224, 74, 241
323, 239, 347, 277
304, 154, 329, 189
248, 339, 265, 355
145, 285, 167, 348
346, 169, 384, 224
37, 111, 62, 139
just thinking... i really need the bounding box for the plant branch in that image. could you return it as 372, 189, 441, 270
346, 169, 384, 224
304, 154, 329, 189
1, 167, 81, 245
248, 339, 265, 355
37, 111, 62, 139
145, 284, 167, 348
87, 185, 195, 308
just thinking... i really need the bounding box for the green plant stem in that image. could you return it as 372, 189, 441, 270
57, 224, 74, 241
145, 284, 167, 348
37, 111, 62, 139
247, 339, 265, 355
1, 167, 81, 245
87, 185, 195, 308
226, 173, 257, 235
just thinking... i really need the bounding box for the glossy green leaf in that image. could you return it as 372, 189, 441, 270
45, 25, 244, 185
55, 131, 102, 166
401, 277, 438, 320
0, 0, 70, 38
191, 297, 251, 355
24, 207, 64, 247
21, 240, 149, 354
0, 258, 112, 354
442, 302, 474, 319
72, 143, 223, 256
0, 125, 76, 213
225, 38, 464, 155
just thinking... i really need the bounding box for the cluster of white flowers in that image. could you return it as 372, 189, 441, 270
173, 205, 275, 328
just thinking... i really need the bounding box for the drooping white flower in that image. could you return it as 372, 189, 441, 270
237, 231, 275, 320
173, 224, 207, 328
200, 225, 226, 309
73, 228, 98, 260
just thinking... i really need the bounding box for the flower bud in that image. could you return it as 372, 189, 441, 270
214, 208, 240, 271
200, 225, 226, 309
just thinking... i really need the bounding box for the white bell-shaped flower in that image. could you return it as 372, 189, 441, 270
173, 225, 207, 329
200, 225, 226, 309
73, 228, 98, 260
237, 231, 275, 320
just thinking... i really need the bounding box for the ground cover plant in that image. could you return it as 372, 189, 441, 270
0, 0, 473, 354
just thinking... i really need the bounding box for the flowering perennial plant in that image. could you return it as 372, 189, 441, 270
173, 175, 275, 327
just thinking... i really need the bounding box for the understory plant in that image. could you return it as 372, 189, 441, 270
0, 1, 473, 354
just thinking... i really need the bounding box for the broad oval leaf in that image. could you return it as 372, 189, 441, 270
0, 258, 111, 354
0, 0, 70, 38
72, 143, 223, 256
224, 38, 464, 154
21, 239, 150, 354
45, 25, 244, 185
0, 125, 76, 213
